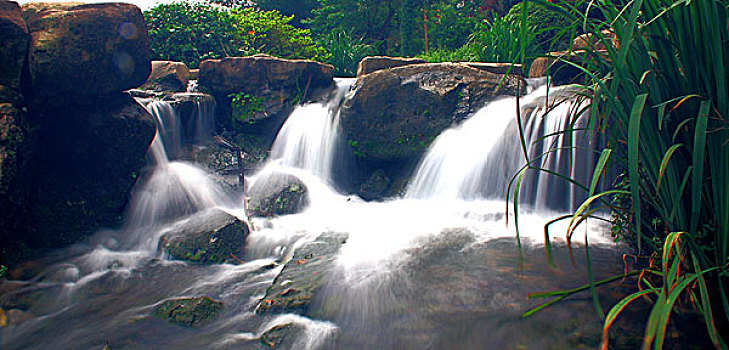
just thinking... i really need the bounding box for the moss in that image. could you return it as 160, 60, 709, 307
152, 297, 223, 327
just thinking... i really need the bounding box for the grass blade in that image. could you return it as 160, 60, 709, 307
628, 94, 649, 252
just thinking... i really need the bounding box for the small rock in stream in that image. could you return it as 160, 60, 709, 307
152, 296, 223, 328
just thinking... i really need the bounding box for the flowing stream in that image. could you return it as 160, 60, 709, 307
0, 81, 645, 349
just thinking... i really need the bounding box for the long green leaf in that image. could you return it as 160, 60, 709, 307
689, 101, 710, 232
601, 288, 658, 350
656, 144, 684, 193
628, 94, 649, 252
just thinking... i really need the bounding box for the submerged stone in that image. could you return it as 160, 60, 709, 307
260, 322, 305, 349
248, 172, 309, 218
159, 208, 249, 265
152, 296, 223, 327
257, 232, 348, 314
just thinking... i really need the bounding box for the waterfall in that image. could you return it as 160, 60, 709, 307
406, 83, 603, 212
124, 96, 235, 250
269, 78, 355, 183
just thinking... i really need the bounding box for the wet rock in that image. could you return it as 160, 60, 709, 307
152, 296, 223, 327
257, 232, 348, 314
0, 1, 30, 91
0, 308, 33, 327
340, 62, 525, 162
358, 169, 391, 201
0, 101, 29, 198
139, 61, 190, 92
22, 2, 151, 101
572, 30, 618, 51
260, 322, 305, 349
159, 208, 249, 265
463, 62, 523, 76
248, 172, 309, 218
356, 56, 426, 77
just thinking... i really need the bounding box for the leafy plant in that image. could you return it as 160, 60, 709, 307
463, 14, 540, 64
229, 91, 263, 126
144, 1, 326, 68
317, 29, 376, 77
514, 0, 729, 347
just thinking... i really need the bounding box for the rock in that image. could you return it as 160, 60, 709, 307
159, 208, 249, 264
358, 169, 390, 201
529, 50, 606, 85
257, 232, 348, 314
340, 62, 525, 161
356, 56, 426, 77
463, 62, 523, 76
188, 69, 199, 80
152, 296, 223, 327
572, 30, 618, 51
260, 322, 305, 349
139, 61, 190, 92
21, 92, 155, 250
0, 1, 29, 91
0, 101, 29, 198
22, 2, 151, 101
248, 172, 309, 217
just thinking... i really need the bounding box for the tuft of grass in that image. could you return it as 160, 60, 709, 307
514, 0, 729, 347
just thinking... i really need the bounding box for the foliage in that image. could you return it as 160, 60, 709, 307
317, 29, 376, 77
229, 91, 263, 126
506, 1, 574, 53
0, 264, 6, 279
459, 14, 540, 64
515, 0, 729, 347
144, 1, 326, 68
144, 2, 243, 68
423, 3, 481, 51
255, 0, 318, 28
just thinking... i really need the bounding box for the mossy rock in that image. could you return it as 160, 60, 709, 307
152, 296, 223, 327
158, 208, 249, 265
248, 172, 309, 217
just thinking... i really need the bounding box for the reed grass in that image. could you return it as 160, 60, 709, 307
513, 0, 729, 347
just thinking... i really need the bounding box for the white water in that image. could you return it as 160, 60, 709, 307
1, 80, 618, 350
270, 78, 355, 183
406, 84, 603, 212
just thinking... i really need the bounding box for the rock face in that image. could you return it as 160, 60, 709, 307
22, 93, 155, 249
140, 61, 190, 92
356, 56, 426, 77
152, 296, 224, 327
341, 62, 525, 162
199, 54, 334, 123
248, 172, 310, 217
257, 232, 348, 314
22, 2, 151, 100
0, 1, 29, 91
159, 209, 249, 264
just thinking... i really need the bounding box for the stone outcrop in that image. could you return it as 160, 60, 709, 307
159, 209, 249, 264
22, 2, 151, 100
140, 60, 190, 92
356, 56, 426, 77
340, 62, 525, 162
152, 296, 224, 327
248, 172, 309, 217
0, 1, 29, 91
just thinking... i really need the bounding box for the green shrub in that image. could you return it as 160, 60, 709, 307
506, 2, 574, 53
317, 29, 376, 77
144, 1, 326, 68
464, 14, 539, 63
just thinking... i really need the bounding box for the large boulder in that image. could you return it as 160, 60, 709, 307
340, 62, 525, 162
356, 56, 426, 77
22, 2, 151, 101
198, 55, 335, 151
248, 172, 310, 217
152, 296, 224, 327
158, 209, 249, 264
139, 60, 190, 92
0, 1, 29, 91
529, 50, 606, 86
20, 93, 155, 250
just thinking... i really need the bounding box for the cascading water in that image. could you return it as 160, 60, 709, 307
406, 83, 603, 212
1, 79, 637, 350
269, 78, 355, 183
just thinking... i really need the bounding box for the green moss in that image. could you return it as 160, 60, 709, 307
152, 297, 223, 327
